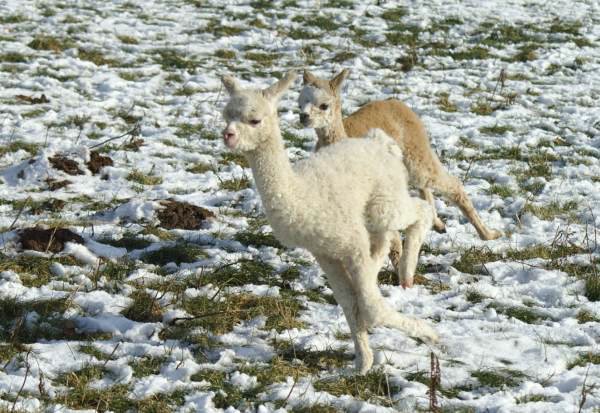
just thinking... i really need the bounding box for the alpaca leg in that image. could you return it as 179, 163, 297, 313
315, 255, 373, 374
342, 251, 439, 343
342, 251, 391, 328
431, 173, 502, 240
388, 231, 403, 285
420, 188, 446, 233
399, 199, 433, 288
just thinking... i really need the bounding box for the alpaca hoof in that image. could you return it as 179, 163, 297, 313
401, 279, 414, 289
481, 229, 503, 241
433, 220, 446, 234
355, 352, 374, 375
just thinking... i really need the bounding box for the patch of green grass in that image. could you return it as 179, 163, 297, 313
576, 309, 600, 324
521, 200, 577, 220
486, 184, 514, 198
78, 48, 118, 66
154, 49, 197, 71
404, 370, 471, 398
275, 342, 352, 371
452, 46, 490, 60
204, 20, 245, 37
174, 122, 214, 139
515, 393, 550, 404
549, 20, 582, 35
332, 51, 356, 62
0, 253, 79, 287
453, 247, 500, 274
28, 36, 73, 52
381, 7, 407, 21
0, 14, 27, 24
437, 92, 458, 112
219, 152, 248, 167
0, 52, 28, 63
215, 49, 236, 59
465, 289, 487, 304
126, 169, 163, 186
79, 343, 112, 361
101, 234, 152, 251
131, 356, 167, 377
0, 141, 40, 157
479, 23, 539, 46
21, 108, 47, 118
385, 26, 419, 46
141, 243, 207, 266
187, 162, 213, 174
122, 289, 163, 322
234, 229, 283, 249
282, 130, 311, 148
471, 368, 527, 388
0, 343, 28, 364
483, 146, 522, 160
287, 28, 320, 40
244, 51, 281, 67
0, 296, 108, 343
488, 302, 547, 324
314, 369, 400, 407
304, 15, 340, 31
220, 175, 252, 191
181, 293, 304, 335
513, 43, 539, 62
480, 124, 514, 135
118, 71, 145, 81
202, 259, 278, 287
470, 100, 494, 116
117, 34, 139, 44
568, 352, 600, 369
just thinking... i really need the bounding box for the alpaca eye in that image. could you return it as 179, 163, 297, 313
249, 119, 261, 125
319, 104, 329, 110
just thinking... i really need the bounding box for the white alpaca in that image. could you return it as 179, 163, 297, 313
220, 72, 438, 374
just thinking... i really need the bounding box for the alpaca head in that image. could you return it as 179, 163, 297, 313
298, 69, 349, 129
221, 71, 297, 152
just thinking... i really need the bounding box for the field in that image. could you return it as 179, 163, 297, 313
0, 0, 599, 412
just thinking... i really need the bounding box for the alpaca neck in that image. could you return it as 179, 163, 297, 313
315, 107, 347, 147
246, 126, 296, 216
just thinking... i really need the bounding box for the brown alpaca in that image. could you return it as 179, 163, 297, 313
298, 69, 503, 245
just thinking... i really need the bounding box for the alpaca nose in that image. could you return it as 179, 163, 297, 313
223, 130, 236, 140
300, 113, 309, 124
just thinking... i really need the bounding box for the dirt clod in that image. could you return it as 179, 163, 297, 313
87, 151, 113, 174
15, 94, 50, 104
49, 155, 83, 175
123, 138, 144, 151
46, 178, 72, 191
157, 200, 215, 230
19, 227, 84, 253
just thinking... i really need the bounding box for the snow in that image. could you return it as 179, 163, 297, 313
0, 0, 598, 411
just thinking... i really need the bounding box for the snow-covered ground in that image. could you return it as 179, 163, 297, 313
0, 0, 599, 412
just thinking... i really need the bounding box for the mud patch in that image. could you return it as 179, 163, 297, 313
156, 200, 215, 230
46, 178, 72, 191
16, 94, 49, 104
123, 138, 144, 151
87, 151, 113, 174
19, 227, 84, 253
49, 155, 83, 175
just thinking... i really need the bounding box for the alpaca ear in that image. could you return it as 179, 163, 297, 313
329, 69, 350, 93
262, 71, 297, 101
303, 69, 318, 85
222, 75, 241, 94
